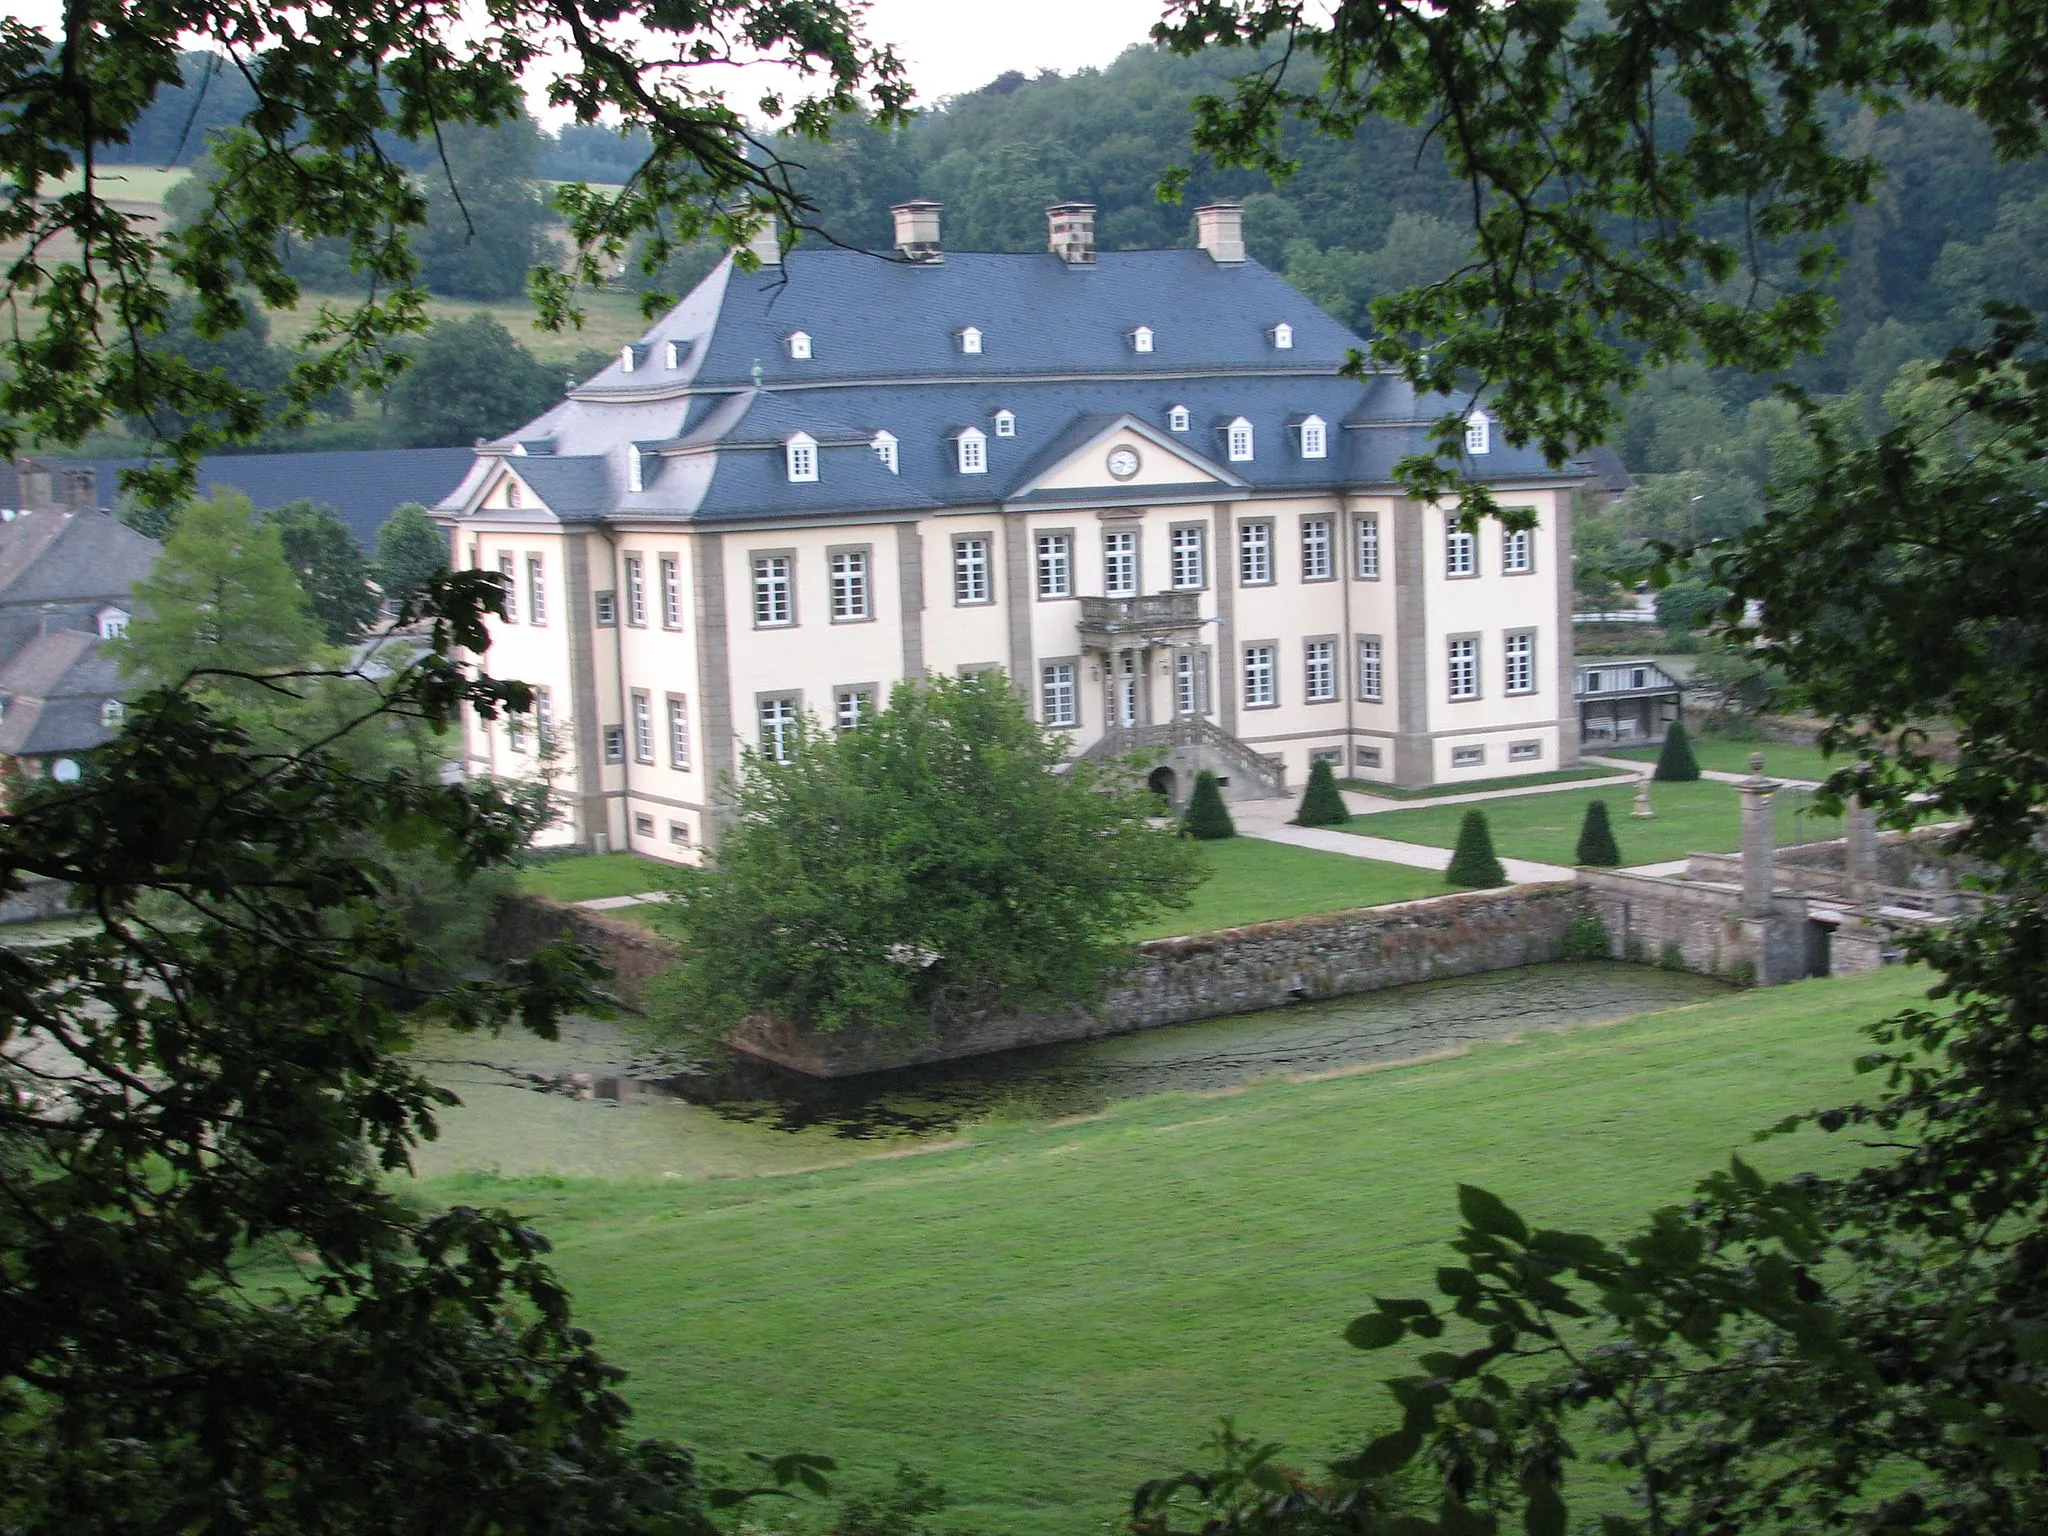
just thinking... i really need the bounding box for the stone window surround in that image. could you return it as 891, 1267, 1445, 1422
1101, 524, 1141, 598
1501, 510, 1539, 576
659, 553, 684, 628
623, 552, 648, 626
755, 690, 804, 762
1040, 654, 1081, 728
1509, 739, 1543, 761
1236, 516, 1275, 587
1504, 626, 1539, 695
1299, 514, 1336, 583
749, 547, 798, 629
1353, 512, 1382, 581
525, 553, 547, 625
1355, 632, 1385, 703
952, 531, 996, 606
826, 542, 876, 624
832, 682, 877, 730
1444, 518, 1479, 581
1447, 631, 1482, 702
1168, 520, 1208, 591
630, 688, 655, 763
1303, 633, 1340, 703
665, 692, 691, 769
1035, 527, 1077, 600
1241, 638, 1280, 710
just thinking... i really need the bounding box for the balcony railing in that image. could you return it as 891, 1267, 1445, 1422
1076, 591, 1204, 642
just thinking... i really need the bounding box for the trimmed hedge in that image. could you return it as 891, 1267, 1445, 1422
1294, 757, 1350, 827
1183, 770, 1236, 840
1654, 718, 1702, 782
1445, 810, 1509, 888
1575, 799, 1623, 866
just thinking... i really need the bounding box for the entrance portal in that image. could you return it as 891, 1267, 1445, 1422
1147, 765, 1178, 807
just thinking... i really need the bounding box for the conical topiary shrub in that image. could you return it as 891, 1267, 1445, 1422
1575, 799, 1623, 866
1654, 717, 1701, 781
1293, 756, 1350, 827
1445, 809, 1508, 888
1183, 770, 1236, 840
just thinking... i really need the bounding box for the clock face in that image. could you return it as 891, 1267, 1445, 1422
1106, 445, 1141, 481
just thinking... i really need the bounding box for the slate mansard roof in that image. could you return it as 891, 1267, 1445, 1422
442, 247, 1581, 528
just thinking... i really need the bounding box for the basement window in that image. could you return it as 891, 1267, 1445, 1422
1452, 745, 1486, 768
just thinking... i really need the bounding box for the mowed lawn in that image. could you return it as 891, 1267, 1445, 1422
1353, 778, 1840, 866
1604, 736, 1846, 783
433, 966, 1929, 1536
520, 851, 670, 903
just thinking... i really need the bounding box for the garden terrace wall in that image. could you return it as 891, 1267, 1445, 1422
487, 894, 680, 1006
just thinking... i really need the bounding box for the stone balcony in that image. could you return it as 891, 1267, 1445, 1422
1075, 591, 1206, 649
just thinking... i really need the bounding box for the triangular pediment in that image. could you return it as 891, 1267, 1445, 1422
1013, 413, 1245, 498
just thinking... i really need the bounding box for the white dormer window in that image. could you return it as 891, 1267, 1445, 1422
101, 698, 124, 728
787, 331, 812, 360
1131, 326, 1154, 353
1271, 322, 1294, 350
959, 326, 983, 355
1167, 404, 1190, 434
786, 432, 818, 483
1226, 416, 1254, 462
873, 430, 898, 474
1299, 415, 1327, 459
956, 428, 987, 474
1465, 408, 1491, 455
626, 450, 645, 493
666, 339, 687, 369
96, 606, 128, 639
993, 409, 1015, 438
620, 344, 637, 373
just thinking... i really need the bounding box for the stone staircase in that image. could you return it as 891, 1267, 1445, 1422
1081, 715, 1288, 799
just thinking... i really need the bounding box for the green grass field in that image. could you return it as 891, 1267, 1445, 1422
519, 852, 671, 903
1341, 766, 1631, 800
1352, 777, 1841, 866
424, 965, 1929, 1536
1603, 736, 1844, 782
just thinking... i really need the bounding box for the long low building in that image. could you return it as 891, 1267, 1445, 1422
437, 200, 1585, 861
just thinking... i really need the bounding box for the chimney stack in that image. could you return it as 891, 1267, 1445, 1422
741, 211, 781, 267
1195, 202, 1246, 264
891, 199, 943, 262
1046, 202, 1097, 265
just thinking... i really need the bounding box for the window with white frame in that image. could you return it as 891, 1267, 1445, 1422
1239, 521, 1272, 584
627, 449, 647, 494
619, 344, 637, 373
101, 698, 124, 728
1041, 661, 1078, 726
959, 326, 982, 354
666, 339, 687, 369
602, 725, 625, 763
872, 430, 898, 473
98, 608, 128, 639
785, 432, 818, 483
507, 714, 527, 752
1299, 415, 1327, 459
1452, 744, 1486, 768
624, 555, 646, 626
759, 696, 799, 762
1357, 636, 1384, 702
669, 820, 691, 846
753, 554, 793, 626
1447, 636, 1479, 700
1503, 522, 1534, 574
1103, 530, 1137, 597
954, 536, 991, 604
1271, 322, 1293, 349
993, 409, 1015, 438
1301, 517, 1333, 580
1036, 532, 1073, 598
634, 813, 655, 838
1505, 630, 1537, 694
956, 428, 987, 474
533, 686, 553, 746
1465, 408, 1491, 455
1170, 525, 1205, 590
498, 553, 518, 622
594, 589, 618, 627
1132, 325, 1154, 353
1509, 740, 1542, 762
831, 548, 870, 620
632, 691, 654, 763
1355, 514, 1381, 579
1445, 518, 1477, 577
1226, 416, 1254, 462
787, 330, 812, 359
1243, 643, 1277, 707
1167, 404, 1190, 433
526, 556, 547, 623
1174, 649, 1211, 716
660, 556, 682, 628
834, 686, 874, 731
667, 695, 690, 767
1304, 639, 1337, 702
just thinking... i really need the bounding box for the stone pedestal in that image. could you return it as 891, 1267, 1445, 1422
1739, 754, 1778, 919
1845, 794, 1879, 908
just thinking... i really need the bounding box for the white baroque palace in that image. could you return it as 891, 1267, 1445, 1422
438, 200, 1583, 860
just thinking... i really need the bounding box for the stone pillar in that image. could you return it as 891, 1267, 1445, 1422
1740, 753, 1778, 919
1845, 794, 1879, 909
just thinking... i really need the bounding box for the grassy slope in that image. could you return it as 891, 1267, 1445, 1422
266, 287, 654, 366
520, 852, 671, 903
432, 966, 1929, 1536
1353, 779, 1841, 866
1605, 737, 1844, 782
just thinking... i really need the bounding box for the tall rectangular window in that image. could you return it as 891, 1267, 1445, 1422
632, 690, 654, 763
624, 555, 646, 625
507, 715, 527, 752
1304, 639, 1336, 701
1503, 524, 1534, 574
831, 549, 870, 620
1301, 518, 1333, 580
497, 552, 518, 622
667, 695, 690, 768
954, 536, 991, 604
1243, 643, 1277, 707
1170, 525, 1205, 590
1041, 662, 1077, 726
1239, 522, 1272, 585
759, 696, 799, 762
1355, 515, 1381, 579
1103, 530, 1137, 597
834, 686, 874, 731
753, 554, 793, 626
660, 555, 682, 628
1175, 649, 1211, 716
1505, 630, 1536, 694
602, 725, 625, 764
526, 556, 547, 624
1036, 533, 1073, 598
1357, 637, 1384, 702
533, 685, 554, 746
1445, 519, 1477, 578
1447, 636, 1479, 700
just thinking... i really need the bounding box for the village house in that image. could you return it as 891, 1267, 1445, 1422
436, 201, 1586, 860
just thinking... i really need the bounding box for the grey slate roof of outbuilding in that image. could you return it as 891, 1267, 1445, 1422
0, 628, 122, 758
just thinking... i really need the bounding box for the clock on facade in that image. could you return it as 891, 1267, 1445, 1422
1106, 445, 1141, 480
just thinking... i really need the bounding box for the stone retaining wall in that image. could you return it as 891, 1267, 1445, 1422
1575, 868, 1803, 985
485, 894, 679, 1006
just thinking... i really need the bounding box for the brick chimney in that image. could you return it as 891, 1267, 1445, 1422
1195, 202, 1246, 264
1046, 202, 1097, 265
891, 199, 943, 262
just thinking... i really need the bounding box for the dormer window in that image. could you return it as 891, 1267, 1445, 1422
786, 432, 819, 483
956, 427, 987, 474
959, 326, 983, 355
993, 409, 1015, 438
620, 344, 638, 373
666, 339, 688, 369
1131, 326, 1154, 354
96, 606, 128, 639
1226, 416, 1254, 462
873, 431, 898, 474
1465, 408, 1491, 455
100, 698, 123, 729
1167, 405, 1190, 434
787, 331, 812, 360
1299, 415, 1327, 460
1271, 322, 1294, 350
626, 450, 645, 494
